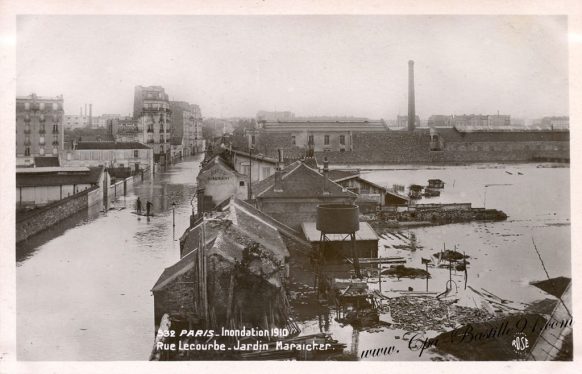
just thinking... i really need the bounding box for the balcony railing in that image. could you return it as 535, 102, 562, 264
52, 141, 59, 146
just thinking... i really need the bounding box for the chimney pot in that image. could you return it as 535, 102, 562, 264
274, 148, 284, 192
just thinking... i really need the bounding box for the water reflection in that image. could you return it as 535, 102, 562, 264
17, 155, 203, 361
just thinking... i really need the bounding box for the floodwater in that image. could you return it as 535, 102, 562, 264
298, 163, 570, 361
16, 160, 570, 361
16, 155, 204, 361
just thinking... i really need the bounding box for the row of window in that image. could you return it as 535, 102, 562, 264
77, 150, 146, 161
446, 143, 565, 152
292, 134, 347, 146
23, 147, 59, 156
21, 102, 61, 111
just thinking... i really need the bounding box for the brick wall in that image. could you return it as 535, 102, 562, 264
16, 186, 97, 243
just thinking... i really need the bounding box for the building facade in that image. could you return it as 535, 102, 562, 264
16, 94, 65, 166
109, 117, 141, 142
230, 149, 278, 182
259, 120, 388, 152
541, 116, 569, 130
396, 115, 421, 129
133, 86, 172, 163
64, 141, 154, 172
428, 115, 454, 128
64, 114, 90, 129
169, 101, 204, 156
453, 114, 511, 128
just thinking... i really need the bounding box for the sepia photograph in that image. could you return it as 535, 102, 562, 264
3, 7, 578, 367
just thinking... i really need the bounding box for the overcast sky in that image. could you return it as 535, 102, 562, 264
16, 15, 568, 119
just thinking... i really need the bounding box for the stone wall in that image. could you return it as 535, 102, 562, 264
16, 186, 97, 243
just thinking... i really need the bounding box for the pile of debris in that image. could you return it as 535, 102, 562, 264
385, 296, 493, 333
382, 265, 430, 279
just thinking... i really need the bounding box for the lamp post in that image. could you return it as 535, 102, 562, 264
172, 201, 176, 240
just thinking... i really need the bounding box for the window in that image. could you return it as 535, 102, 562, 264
52, 103, 58, 110
308, 135, 314, 145
39, 103, 45, 110
134, 150, 139, 158
291, 135, 296, 145
339, 135, 345, 145
324, 135, 330, 145
239, 181, 245, 187
24, 147, 30, 156
24, 102, 30, 110
242, 165, 250, 175
262, 167, 271, 178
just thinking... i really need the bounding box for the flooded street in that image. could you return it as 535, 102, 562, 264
16, 160, 570, 361
17, 155, 204, 360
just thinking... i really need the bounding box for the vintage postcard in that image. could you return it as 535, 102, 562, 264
1, 1, 580, 372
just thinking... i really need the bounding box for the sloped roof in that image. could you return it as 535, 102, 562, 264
251, 161, 301, 197
199, 154, 244, 177
531, 276, 571, 298
16, 166, 104, 187
227, 199, 289, 261
76, 141, 150, 150
328, 169, 360, 182
151, 238, 216, 292
230, 149, 277, 164
257, 162, 357, 199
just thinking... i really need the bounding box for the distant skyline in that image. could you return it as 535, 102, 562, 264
16, 15, 568, 119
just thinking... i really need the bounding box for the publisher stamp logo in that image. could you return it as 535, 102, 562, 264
511, 332, 529, 356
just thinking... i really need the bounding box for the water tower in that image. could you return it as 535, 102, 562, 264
316, 203, 362, 279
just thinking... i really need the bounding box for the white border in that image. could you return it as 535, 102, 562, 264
1, 1, 580, 373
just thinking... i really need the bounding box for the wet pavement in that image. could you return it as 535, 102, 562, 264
17, 154, 204, 360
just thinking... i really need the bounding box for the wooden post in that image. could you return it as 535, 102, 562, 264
426, 262, 429, 292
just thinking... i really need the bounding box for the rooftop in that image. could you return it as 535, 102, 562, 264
16, 166, 105, 187
255, 161, 357, 199
76, 141, 151, 150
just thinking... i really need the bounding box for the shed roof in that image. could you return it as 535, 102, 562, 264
16, 166, 104, 187
301, 221, 379, 242
76, 141, 150, 150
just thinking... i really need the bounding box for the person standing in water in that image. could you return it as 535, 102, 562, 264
146, 200, 153, 217
136, 197, 142, 215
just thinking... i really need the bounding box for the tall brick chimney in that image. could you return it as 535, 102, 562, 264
408, 60, 416, 132
274, 149, 284, 193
